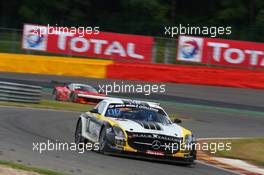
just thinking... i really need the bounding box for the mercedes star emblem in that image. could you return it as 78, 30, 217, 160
152, 140, 161, 150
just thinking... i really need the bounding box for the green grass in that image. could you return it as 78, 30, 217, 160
206, 138, 264, 167
0, 160, 67, 175
0, 99, 93, 112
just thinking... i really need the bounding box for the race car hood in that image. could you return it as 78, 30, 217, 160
109, 117, 184, 137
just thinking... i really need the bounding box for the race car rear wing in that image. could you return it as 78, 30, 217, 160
78, 94, 160, 106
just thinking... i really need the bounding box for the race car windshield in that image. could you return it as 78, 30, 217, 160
105, 104, 171, 124
74, 85, 98, 93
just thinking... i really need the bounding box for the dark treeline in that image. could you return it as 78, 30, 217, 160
1, 0, 264, 41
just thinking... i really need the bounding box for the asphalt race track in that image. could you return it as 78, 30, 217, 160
1, 72, 264, 175
0, 107, 236, 175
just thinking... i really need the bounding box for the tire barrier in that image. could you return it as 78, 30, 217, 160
0, 81, 42, 103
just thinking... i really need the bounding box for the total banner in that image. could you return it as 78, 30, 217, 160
22, 24, 154, 62
177, 35, 264, 68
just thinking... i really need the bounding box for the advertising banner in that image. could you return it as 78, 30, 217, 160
22, 24, 154, 62
177, 35, 264, 68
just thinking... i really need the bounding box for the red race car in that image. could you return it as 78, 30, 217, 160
53, 83, 107, 105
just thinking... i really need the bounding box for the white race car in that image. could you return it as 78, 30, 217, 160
75, 98, 196, 165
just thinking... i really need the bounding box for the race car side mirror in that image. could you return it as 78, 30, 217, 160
173, 118, 182, 124
90, 108, 99, 114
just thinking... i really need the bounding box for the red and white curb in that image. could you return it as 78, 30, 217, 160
197, 138, 264, 175
198, 150, 263, 175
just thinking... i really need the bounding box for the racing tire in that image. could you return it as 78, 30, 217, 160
53, 90, 59, 101
70, 92, 78, 102
74, 119, 87, 148
98, 127, 110, 154
181, 157, 195, 166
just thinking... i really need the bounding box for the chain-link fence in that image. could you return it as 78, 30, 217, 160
0, 28, 23, 54
0, 27, 182, 64
0, 28, 76, 57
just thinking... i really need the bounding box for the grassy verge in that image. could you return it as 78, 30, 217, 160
0, 160, 66, 175
0, 99, 93, 112
206, 138, 264, 167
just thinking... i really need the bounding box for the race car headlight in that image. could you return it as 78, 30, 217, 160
113, 126, 125, 139
185, 134, 196, 144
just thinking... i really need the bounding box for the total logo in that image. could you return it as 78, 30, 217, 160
22, 24, 47, 51
56, 34, 144, 60
177, 36, 203, 63
207, 42, 264, 67
26, 28, 45, 48
180, 40, 199, 59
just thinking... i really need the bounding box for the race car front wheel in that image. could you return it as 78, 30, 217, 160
98, 127, 110, 154
75, 119, 87, 148
52, 90, 59, 100
70, 92, 77, 102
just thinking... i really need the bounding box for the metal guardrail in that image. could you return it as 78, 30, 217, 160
0, 81, 42, 103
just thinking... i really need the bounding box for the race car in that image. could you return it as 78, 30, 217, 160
53, 83, 106, 104
75, 98, 197, 164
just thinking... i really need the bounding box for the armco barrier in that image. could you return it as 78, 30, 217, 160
0, 81, 42, 103
107, 62, 264, 89
0, 53, 112, 78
